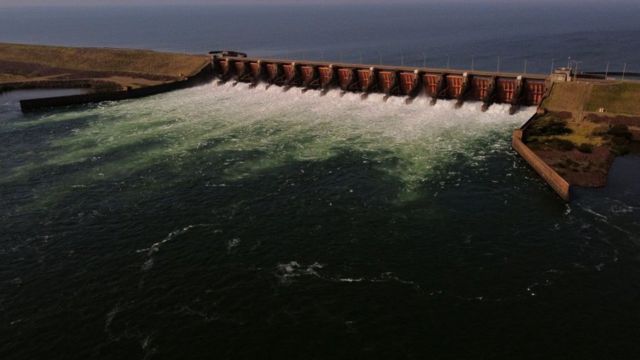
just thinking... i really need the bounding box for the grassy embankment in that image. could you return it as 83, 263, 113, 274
524, 81, 640, 187
0, 43, 210, 92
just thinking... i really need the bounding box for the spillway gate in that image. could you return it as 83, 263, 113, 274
210, 51, 549, 114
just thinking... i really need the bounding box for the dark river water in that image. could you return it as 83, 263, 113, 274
1, 4, 640, 360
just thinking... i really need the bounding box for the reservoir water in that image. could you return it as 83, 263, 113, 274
1, 4, 640, 359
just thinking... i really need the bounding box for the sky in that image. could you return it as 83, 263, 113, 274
2, 0, 638, 5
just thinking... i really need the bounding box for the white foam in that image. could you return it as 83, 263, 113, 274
137, 224, 213, 272
9, 77, 536, 207
274, 261, 419, 289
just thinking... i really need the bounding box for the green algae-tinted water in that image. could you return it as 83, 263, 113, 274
1, 82, 640, 359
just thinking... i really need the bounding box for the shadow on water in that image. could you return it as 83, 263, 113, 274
0, 145, 412, 359
0, 112, 101, 148
2, 130, 640, 359
573, 155, 640, 246
1, 98, 640, 359
574, 155, 640, 204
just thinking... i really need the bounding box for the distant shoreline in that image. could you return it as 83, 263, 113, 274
0, 42, 210, 93
0, 42, 214, 111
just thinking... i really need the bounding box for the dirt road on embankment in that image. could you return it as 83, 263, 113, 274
0, 43, 210, 93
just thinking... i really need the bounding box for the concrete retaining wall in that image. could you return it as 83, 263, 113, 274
19, 64, 213, 113
512, 129, 571, 201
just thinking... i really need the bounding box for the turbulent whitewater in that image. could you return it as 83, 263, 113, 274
1, 80, 639, 359
1, 81, 533, 205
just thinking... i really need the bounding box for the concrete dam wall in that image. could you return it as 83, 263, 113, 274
213, 53, 549, 114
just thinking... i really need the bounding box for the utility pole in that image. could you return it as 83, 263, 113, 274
622, 63, 627, 81
605, 62, 609, 78
571, 61, 582, 81
550, 59, 555, 74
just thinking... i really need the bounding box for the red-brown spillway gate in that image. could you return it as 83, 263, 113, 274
213, 54, 549, 114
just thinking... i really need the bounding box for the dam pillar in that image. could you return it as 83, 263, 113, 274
338, 68, 358, 93
474, 76, 497, 112
497, 78, 516, 105
378, 70, 399, 100
233, 60, 249, 84
301, 65, 319, 90
454, 72, 472, 108
266, 62, 285, 88
249, 61, 264, 87
283, 62, 300, 89
400, 70, 421, 103
434, 74, 448, 105
446, 74, 464, 99
318, 65, 336, 94
509, 76, 524, 114
358, 67, 378, 97
524, 79, 546, 106
213, 52, 549, 115
423, 73, 445, 105
214, 57, 232, 82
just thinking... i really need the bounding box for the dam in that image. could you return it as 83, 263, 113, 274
210, 51, 640, 203
10, 46, 634, 203
210, 51, 549, 114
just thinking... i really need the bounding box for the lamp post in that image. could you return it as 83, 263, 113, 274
568, 60, 582, 81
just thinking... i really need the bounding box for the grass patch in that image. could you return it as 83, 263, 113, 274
585, 83, 640, 115
607, 125, 633, 155
0, 43, 210, 80
607, 124, 633, 140
578, 143, 594, 153
541, 82, 592, 112
526, 112, 609, 153
526, 114, 572, 137
547, 138, 575, 151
